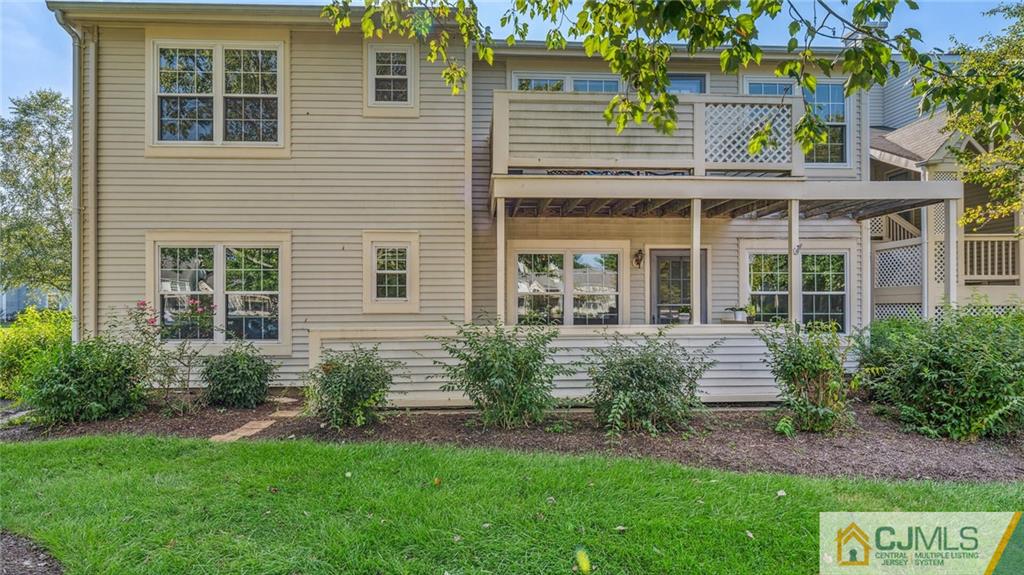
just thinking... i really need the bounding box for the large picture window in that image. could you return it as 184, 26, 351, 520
153, 42, 283, 146
513, 246, 623, 326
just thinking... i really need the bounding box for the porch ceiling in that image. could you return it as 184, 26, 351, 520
499, 197, 947, 221
491, 176, 962, 221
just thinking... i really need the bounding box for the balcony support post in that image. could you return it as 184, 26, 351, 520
693, 103, 706, 176
496, 198, 506, 322
690, 198, 702, 325
788, 199, 803, 323
919, 206, 931, 318
944, 199, 959, 306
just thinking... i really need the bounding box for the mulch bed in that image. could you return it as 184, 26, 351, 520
0, 531, 62, 575
2, 393, 1021, 482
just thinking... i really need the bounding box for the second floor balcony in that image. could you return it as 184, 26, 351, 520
491, 90, 806, 178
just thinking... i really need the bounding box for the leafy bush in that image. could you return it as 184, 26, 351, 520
856, 307, 1024, 440
0, 307, 72, 400
434, 322, 573, 429
21, 337, 147, 423
757, 322, 856, 434
305, 346, 402, 428
586, 329, 719, 435
202, 341, 276, 408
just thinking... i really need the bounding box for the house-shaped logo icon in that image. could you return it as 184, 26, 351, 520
836, 522, 871, 566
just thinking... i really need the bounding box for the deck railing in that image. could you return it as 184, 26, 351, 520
491, 91, 805, 177
963, 235, 1020, 282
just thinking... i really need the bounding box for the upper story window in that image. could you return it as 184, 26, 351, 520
514, 73, 619, 93
368, 44, 414, 106
517, 77, 566, 92
744, 77, 848, 166
571, 78, 619, 93
153, 42, 283, 146
667, 74, 706, 94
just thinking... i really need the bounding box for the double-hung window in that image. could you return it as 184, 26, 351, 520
153, 42, 283, 146
514, 246, 623, 325
803, 82, 847, 164
225, 247, 281, 340
362, 231, 420, 313
746, 251, 848, 330
368, 44, 414, 105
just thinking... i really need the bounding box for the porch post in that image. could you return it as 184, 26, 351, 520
496, 198, 506, 322
920, 207, 931, 319
788, 199, 802, 323
944, 198, 959, 306
690, 198, 702, 325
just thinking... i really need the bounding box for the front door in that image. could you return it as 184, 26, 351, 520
650, 249, 708, 324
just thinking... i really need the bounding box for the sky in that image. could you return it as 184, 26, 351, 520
0, 0, 1014, 117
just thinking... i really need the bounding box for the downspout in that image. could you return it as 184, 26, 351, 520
54, 9, 82, 341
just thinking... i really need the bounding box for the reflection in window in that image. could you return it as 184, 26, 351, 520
801, 254, 846, 330
374, 246, 409, 300
373, 50, 410, 103
516, 253, 564, 325
224, 49, 279, 142
667, 74, 706, 94
516, 77, 565, 92
157, 48, 214, 142
572, 253, 619, 325
749, 253, 789, 322
158, 247, 215, 339
804, 83, 847, 164
572, 78, 619, 93
747, 81, 795, 96
226, 247, 280, 341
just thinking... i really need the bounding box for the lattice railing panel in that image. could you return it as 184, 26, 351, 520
870, 218, 884, 238
705, 103, 792, 165
931, 203, 946, 236
874, 303, 923, 320
930, 171, 959, 181
934, 241, 947, 284
875, 244, 923, 287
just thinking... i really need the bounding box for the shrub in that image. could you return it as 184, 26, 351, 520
756, 321, 856, 434
586, 329, 719, 435
21, 337, 147, 423
856, 307, 1024, 440
202, 341, 276, 408
433, 322, 573, 429
305, 346, 402, 428
0, 307, 72, 400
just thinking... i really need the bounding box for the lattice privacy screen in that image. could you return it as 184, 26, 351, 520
933, 241, 947, 284
931, 203, 947, 236
870, 218, 884, 238
874, 303, 923, 320
930, 171, 959, 181
875, 244, 923, 287
705, 104, 792, 165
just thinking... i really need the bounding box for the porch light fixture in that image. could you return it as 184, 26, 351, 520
632, 249, 645, 269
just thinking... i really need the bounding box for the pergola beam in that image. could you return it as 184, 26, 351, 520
638, 199, 675, 216
852, 199, 942, 221
560, 198, 583, 215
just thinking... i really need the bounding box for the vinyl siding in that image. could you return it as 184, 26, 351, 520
88, 26, 468, 384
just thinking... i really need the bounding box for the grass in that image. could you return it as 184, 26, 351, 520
2, 436, 1021, 574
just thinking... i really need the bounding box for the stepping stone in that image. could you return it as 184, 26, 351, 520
270, 396, 299, 404
271, 409, 302, 418
210, 419, 276, 442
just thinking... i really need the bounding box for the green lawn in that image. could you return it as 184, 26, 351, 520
2, 436, 1021, 574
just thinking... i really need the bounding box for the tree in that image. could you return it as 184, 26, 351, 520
0, 90, 73, 293
321, 0, 1022, 227
922, 4, 1023, 230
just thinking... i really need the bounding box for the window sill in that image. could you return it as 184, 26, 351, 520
144, 144, 291, 160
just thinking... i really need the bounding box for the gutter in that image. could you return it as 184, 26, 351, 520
53, 9, 82, 342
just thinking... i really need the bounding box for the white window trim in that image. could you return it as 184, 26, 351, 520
364, 42, 419, 118
148, 40, 285, 149
362, 231, 420, 314
144, 230, 292, 355
511, 72, 621, 93
506, 240, 630, 326
738, 239, 852, 333
742, 75, 852, 169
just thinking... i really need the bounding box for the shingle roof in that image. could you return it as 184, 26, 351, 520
870, 111, 954, 163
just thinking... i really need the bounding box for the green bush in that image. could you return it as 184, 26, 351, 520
21, 337, 147, 423
434, 322, 573, 429
757, 321, 856, 434
305, 346, 402, 428
201, 341, 276, 408
0, 307, 72, 400
856, 307, 1024, 440
587, 329, 719, 435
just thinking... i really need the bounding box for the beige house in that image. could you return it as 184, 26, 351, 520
50, 1, 964, 406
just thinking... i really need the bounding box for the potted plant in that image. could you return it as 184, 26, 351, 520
726, 301, 757, 323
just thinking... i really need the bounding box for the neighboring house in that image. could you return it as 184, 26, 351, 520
48, 1, 962, 405
0, 286, 69, 323
868, 63, 1023, 320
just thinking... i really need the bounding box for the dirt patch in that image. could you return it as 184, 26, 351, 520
260, 404, 1024, 483
0, 531, 62, 575
3, 394, 1021, 482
